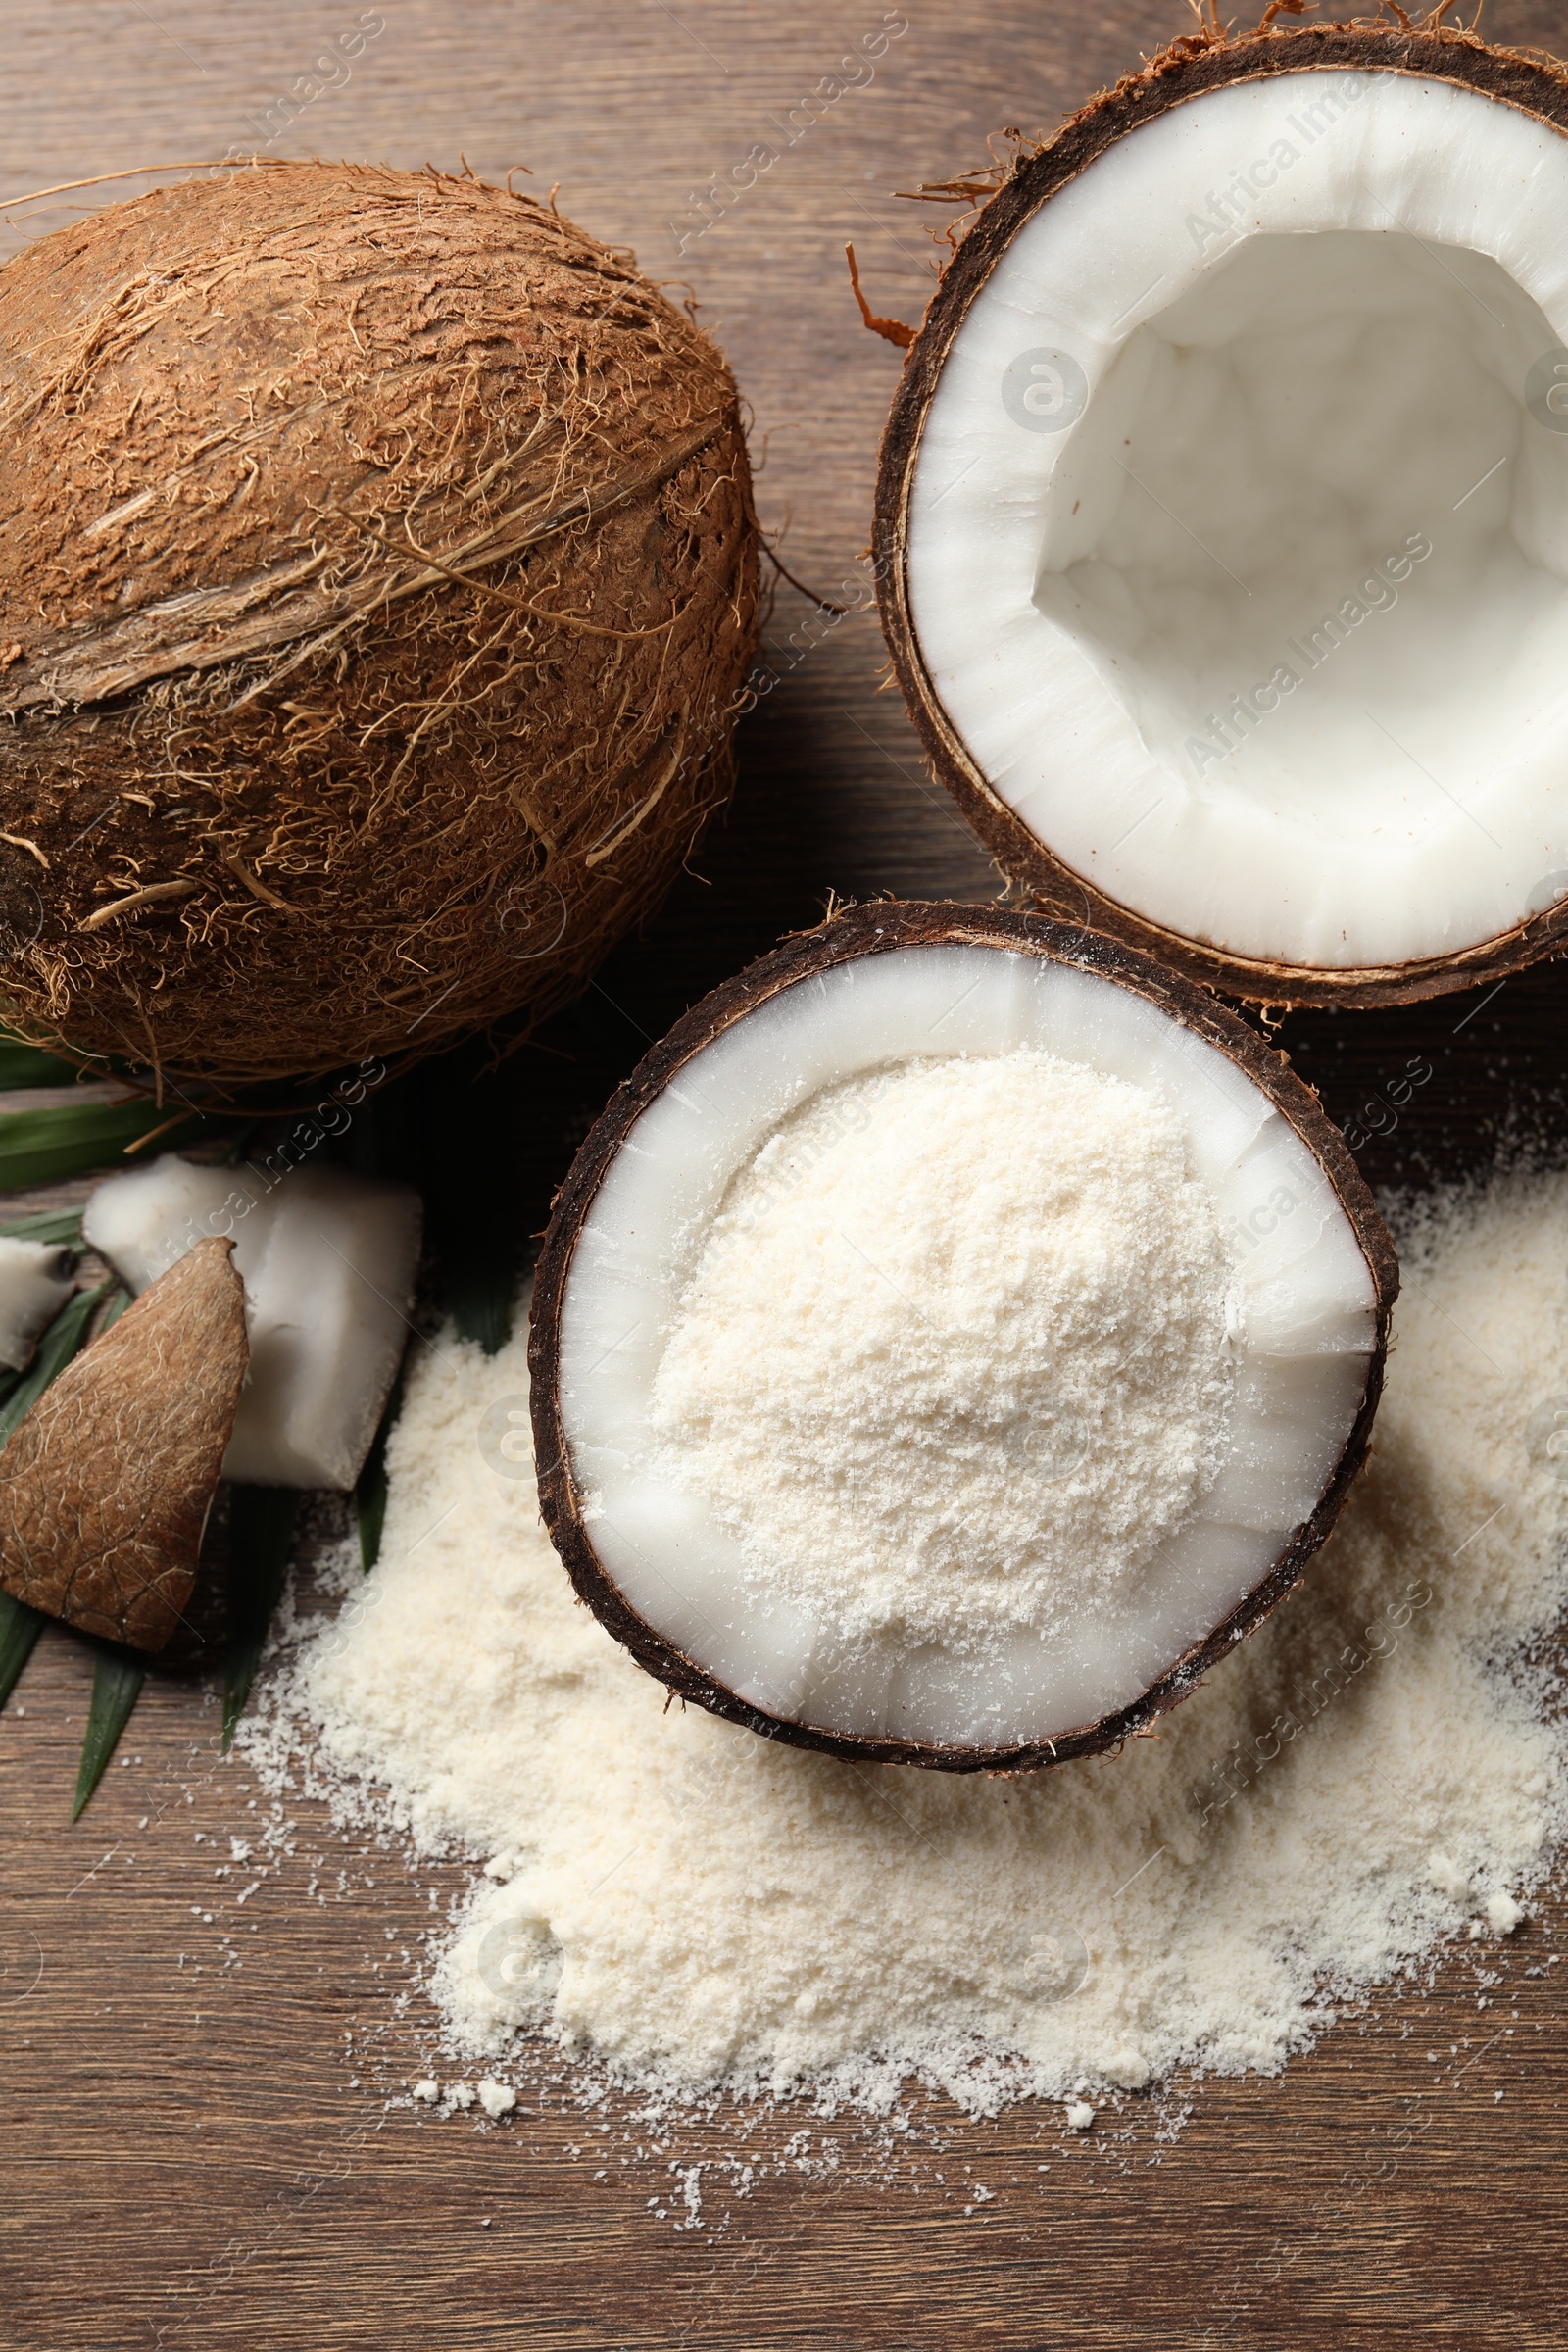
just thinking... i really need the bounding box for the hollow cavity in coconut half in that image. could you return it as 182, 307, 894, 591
873, 12, 1568, 1005
531, 905, 1397, 1772
0, 162, 758, 1085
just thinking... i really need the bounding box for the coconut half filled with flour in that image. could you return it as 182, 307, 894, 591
875, 24, 1568, 1004
531, 906, 1397, 1770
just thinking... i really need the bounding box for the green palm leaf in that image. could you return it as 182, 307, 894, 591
0, 1592, 46, 1711
0, 1206, 83, 1245
72, 1650, 146, 1820
0, 1098, 209, 1191
355, 1369, 404, 1572
0, 1036, 88, 1089
223, 1487, 302, 1749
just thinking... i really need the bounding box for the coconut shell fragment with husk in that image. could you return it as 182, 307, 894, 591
0, 161, 758, 1085
0, 1237, 247, 1651
873, 14, 1568, 1007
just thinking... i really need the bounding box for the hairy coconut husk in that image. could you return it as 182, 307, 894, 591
0, 1237, 247, 1651
872, 13, 1568, 1009
0, 162, 759, 1085
530, 901, 1399, 1774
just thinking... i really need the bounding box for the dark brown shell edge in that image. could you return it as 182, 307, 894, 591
529, 900, 1399, 1774
872, 21, 1568, 1010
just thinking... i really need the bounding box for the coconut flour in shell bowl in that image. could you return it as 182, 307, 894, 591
247, 1163, 1568, 2116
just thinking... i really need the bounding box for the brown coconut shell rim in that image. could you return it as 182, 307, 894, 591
871, 18, 1568, 1009
529, 899, 1400, 1775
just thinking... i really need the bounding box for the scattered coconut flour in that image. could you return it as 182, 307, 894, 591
644, 1049, 1237, 1645
247, 1165, 1568, 2116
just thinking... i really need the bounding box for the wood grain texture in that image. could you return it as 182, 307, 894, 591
2, 5, 1567, 2348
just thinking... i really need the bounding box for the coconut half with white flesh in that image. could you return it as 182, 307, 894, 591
875, 23, 1568, 1005
84, 1155, 420, 1491
531, 904, 1397, 1772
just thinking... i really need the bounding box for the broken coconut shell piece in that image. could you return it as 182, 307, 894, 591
530, 903, 1398, 1775
874, 20, 1568, 1007
83, 1157, 421, 1492
0, 1237, 247, 1652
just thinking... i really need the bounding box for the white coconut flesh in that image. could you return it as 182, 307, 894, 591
908, 69, 1568, 970
0, 1237, 74, 1373
557, 945, 1379, 1750
83, 1154, 421, 1491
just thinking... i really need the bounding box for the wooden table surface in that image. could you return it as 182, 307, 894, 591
5, 4, 1568, 2345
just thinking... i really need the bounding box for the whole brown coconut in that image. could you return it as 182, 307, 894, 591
0, 162, 759, 1085
872, 12, 1568, 1009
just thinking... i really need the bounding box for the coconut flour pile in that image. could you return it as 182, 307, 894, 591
646, 1050, 1236, 1644
262, 1166, 1568, 2112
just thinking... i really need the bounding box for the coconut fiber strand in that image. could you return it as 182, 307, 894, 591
0, 162, 758, 1084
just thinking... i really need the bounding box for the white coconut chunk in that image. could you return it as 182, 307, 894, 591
907, 70, 1568, 972
558, 944, 1380, 1751
83, 1154, 421, 1490
0, 1237, 74, 1372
